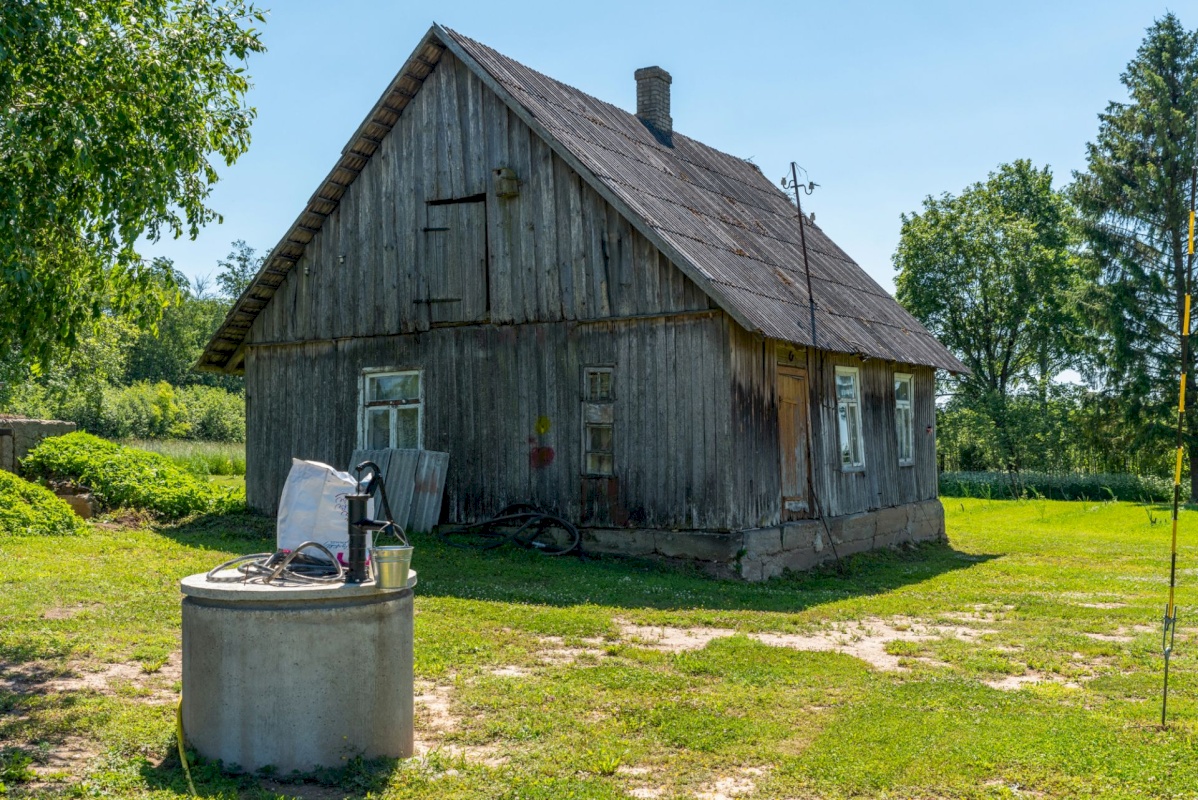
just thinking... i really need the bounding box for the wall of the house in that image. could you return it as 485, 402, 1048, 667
241, 45, 942, 541
245, 50, 711, 348
728, 326, 938, 523
245, 313, 743, 528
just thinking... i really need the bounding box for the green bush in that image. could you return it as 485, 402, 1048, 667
939, 471, 1172, 502
176, 385, 245, 442
0, 470, 87, 536
22, 432, 244, 518
12, 381, 247, 443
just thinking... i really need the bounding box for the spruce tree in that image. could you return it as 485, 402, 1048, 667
1073, 13, 1198, 498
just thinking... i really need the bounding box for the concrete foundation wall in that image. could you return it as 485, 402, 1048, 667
581, 499, 946, 581
0, 418, 76, 473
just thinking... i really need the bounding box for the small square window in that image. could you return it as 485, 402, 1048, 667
360, 370, 422, 450
586, 368, 613, 402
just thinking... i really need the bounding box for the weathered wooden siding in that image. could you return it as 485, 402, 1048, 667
246, 50, 711, 348
245, 313, 736, 528
729, 329, 938, 523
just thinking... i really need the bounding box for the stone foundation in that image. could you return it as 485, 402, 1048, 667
0, 417, 76, 473
581, 499, 946, 581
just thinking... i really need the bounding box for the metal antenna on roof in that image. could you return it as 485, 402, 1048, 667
782, 163, 819, 349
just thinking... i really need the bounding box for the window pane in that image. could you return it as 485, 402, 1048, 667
586, 423, 613, 453
587, 453, 614, 475
367, 408, 391, 450
838, 404, 853, 466
848, 403, 863, 465
370, 372, 420, 403
897, 406, 914, 462
395, 407, 420, 449
586, 369, 613, 402
895, 376, 911, 403
836, 373, 857, 401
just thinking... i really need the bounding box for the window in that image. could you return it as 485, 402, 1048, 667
895, 373, 914, 466
359, 370, 422, 450
835, 366, 865, 470
583, 366, 614, 475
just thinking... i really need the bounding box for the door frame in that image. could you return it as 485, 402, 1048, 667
777, 364, 814, 520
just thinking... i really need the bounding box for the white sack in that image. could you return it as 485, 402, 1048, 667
276, 458, 373, 563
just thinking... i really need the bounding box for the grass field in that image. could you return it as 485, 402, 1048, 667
2, 498, 1198, 798
123, 439, 246, 476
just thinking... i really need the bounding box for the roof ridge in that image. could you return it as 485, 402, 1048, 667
440, 26, 778, 200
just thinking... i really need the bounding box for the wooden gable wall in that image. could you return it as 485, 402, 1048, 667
246, 50, 712, 348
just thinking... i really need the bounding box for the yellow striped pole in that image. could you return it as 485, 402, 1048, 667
1163, 163, 1198, 727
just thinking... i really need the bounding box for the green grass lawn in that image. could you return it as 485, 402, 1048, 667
3, 498, 1198, 798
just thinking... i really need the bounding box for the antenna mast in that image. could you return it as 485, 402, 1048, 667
789, 162, 818, 349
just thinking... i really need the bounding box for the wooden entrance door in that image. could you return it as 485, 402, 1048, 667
778, 367, 812, 520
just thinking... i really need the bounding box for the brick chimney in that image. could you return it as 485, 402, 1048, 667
635, 66, 672, 138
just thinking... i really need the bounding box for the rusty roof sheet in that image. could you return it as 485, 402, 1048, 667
198, 25, 965, 373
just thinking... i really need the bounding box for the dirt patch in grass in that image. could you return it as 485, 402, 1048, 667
0, 651, 181, 704
618, 617, 992, 671
412, 680, 507, 767
695, 766, 770, 799
537, 635, 607, 666
984, 672, 1083, 691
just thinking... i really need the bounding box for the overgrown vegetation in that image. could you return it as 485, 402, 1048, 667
1, 499, 1196, 798
0, 470, 86, 536
939, 470, 1172, 502
125, 439, 246, 476
21, 432, 244, 518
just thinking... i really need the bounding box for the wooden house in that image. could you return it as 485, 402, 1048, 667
199, 25, 965, 579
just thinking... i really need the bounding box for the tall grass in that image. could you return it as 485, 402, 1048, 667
939, 470, 1172, 502
123, 439, 246, 476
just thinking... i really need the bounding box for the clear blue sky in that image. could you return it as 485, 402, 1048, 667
146, 0, 1180, 294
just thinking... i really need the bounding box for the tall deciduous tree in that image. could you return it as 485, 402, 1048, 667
0, 1, 265, 369
895, 160, 1087, 469
1072, 13, 1198, 498
215, 239, 266, 300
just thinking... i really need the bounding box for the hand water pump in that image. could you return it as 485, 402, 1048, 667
346, 460, 407, 583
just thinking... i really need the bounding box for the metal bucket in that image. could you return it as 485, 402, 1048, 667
373, 545, 413, 590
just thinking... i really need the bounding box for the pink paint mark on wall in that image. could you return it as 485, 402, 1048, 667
530, 446, 555, 469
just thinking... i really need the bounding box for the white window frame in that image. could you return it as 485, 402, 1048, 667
358, 368, 423, 450
895, 372, 915, 467
835, 366, 865, 471
582, 366, 615, 476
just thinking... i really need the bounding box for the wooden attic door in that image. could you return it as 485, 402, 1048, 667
422, 198, 488, 324
777, 365, 812, 520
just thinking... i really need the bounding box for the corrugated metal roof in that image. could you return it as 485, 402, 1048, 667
198, 25, 965, 373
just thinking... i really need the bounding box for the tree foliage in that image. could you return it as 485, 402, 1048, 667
215, 239, 265, 300
895, 161, 1089, 469
1071, 12, 1198, 495
0, 0, 265, 368
896, 160, 1087, 400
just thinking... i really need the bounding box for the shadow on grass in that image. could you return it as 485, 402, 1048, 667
147, 512, 999, 616
153, 509, 274, 552
410, 532, 1000, 614
138, 749, 402, 799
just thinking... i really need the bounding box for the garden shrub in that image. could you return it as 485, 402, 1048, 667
0, 470, 87, 536
22, 432, 244, 518
939, 471, 1172, 502
9, 381, 247, 443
